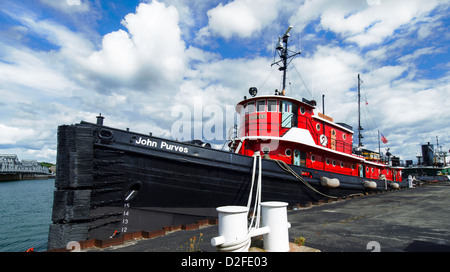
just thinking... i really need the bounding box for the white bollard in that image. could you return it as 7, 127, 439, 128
260, 201, 290, 252
211, 206, 248, 247
408, 175, 413, 188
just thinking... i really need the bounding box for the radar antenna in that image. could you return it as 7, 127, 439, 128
271, 25, 301, 95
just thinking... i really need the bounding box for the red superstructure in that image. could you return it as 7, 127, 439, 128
232, 94, 402, 183
230, 26, 402, 184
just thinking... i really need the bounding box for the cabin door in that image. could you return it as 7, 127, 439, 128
293, 150, 300, 166
281, 101, 292, 128
294, 149, 306, 167
358, 164, 364, 178
330, 129, 336, 150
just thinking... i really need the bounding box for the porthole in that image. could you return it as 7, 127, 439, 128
300, 106, 306, 115
311, 155, 316, 162
342, 134, 347, 140
285, 149, 292, 157
366, 166, 369, 173
371, 168, 374, 173
326, 158, 330, 165
316, 123, 321, 131
340, 162, 344, 168
351, 164, 355, 170
332, 160, 336, 167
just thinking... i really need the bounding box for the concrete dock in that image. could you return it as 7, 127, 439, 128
82, 181, 450, 252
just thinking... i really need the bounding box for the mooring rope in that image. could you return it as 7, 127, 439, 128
273, 159, 338, 199
217, 152, 263, 252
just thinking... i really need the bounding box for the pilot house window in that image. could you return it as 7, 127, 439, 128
257, 100, 266, 112
247, 102, 255, 113
268, 100, 277, 112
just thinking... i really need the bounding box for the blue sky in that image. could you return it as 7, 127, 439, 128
0, 0, 449, 164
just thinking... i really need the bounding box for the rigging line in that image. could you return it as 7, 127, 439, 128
287, 68, 293, 96
363, 107, 378, 150
257, 65, 277, 91
364, 105, 379, 129
344, 95, 358, 124
361, 84, 379, 130
360, 104, 372, 148
291, 62, 313, 99
360, 85, 384, 151
362, 105, 379, 151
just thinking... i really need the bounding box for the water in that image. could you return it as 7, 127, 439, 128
0, 179, 55, 252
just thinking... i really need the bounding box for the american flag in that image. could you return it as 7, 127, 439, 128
380, 133, 388, 144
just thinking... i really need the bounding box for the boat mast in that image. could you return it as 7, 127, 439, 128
272, 26, 301, 94
280, 29, 289, 93
357, 74, 363, 150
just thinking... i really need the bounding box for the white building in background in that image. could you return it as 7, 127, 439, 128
0, 154, 50, 173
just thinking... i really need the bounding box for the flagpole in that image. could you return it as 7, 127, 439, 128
378, 130, 381, 162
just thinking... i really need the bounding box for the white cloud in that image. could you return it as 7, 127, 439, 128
397, 47, 442, 63
290, 0, 441, 47
67, 0, 81, 6
82, 1, 186, 90
40, 0, 89, 13
0, 124, 36, 145
25, 147, 57, 162
205, 0, 281, 39
291, 45, 366, 109
0, 46, 77, 97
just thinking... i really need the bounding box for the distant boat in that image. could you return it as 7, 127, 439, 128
403, 141, 450, 183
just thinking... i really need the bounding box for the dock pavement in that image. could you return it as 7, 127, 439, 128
83, 181, 450, 252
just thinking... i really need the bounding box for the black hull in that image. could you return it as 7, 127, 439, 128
48, 122, 405, 250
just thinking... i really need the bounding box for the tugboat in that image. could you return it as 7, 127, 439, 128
403, 140, 450, 183
48, 26, 405, 250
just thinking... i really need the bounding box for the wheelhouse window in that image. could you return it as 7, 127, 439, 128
257, 100, 266, 112
247, 101, 255, 113
268, 100, 277, 112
